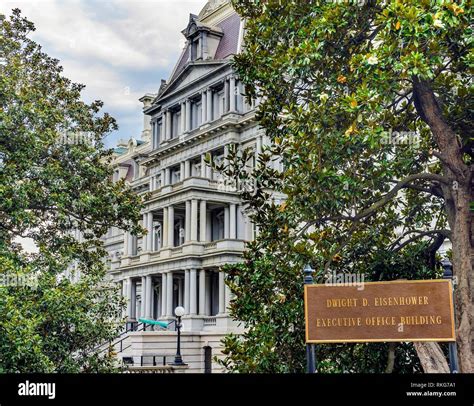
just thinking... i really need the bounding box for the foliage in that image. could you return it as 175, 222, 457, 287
218, 0, 472, 372
0, 10, 144, 372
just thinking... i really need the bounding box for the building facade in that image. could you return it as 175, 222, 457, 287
103, 0, 264, 372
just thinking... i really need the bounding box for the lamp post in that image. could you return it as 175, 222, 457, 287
172, 306, 186, 366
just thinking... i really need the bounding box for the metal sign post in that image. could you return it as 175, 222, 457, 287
441, 258, 459, 373
304, 264, 316, 373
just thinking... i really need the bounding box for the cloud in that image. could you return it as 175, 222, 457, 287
1, 0, 207, 145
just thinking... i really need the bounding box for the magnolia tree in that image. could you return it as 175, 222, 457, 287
217, 0, 472, 372
0, 10, 144, 372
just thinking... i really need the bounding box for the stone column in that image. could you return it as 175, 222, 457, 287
207, 88, 213, 122
166, 110, 172, 139
168, 205, 174, 247
142, 214, 148, 252
180, 162, 185, 182
224, 78, 229, 113
146, 212, 153, 252
189, 268, 197, 315
185, 200, 191, 242
184, 160, 190, 179
201, 90, 207, 124
145, 275, 153, 319
123, 231, 129, 257
180, 102, 186, 135
160, 169, 165, 187
126, 278, 132, 319
184, 269, 190, 314
162, 207, 168, 247
237, 205, 245, 240
161, 273, 167, 317
200, 154, 206, 178
224, 205, 230, 239
166, 272, 173, 317
224, 144, 229, 167
162, 112, 167, 141
186, 99, 191, 132
164, 168, 170, 186
140, 276, 146, 319
199, 269, 206, 315
229, 203, 237, 239
229, 76, 236, 112
200, 200, 207, 242
218, 271, 225, 314
190, 199, 198, 241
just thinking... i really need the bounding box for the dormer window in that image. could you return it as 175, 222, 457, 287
182, 14, 223, 62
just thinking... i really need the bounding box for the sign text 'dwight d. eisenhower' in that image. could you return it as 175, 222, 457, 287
304, 280, 455, 343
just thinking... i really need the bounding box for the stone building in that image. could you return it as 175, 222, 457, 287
103, 0, 264, 372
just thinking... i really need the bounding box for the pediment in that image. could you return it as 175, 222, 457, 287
158, 61, 225, 100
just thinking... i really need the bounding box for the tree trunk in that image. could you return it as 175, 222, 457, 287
414, 342, 450, 373
413, 78, 473, 373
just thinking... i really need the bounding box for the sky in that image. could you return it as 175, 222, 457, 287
2, 0, 207, 147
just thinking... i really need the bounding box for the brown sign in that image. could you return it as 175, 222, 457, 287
304, 280, 455, 343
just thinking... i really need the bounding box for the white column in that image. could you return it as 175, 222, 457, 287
140, 276, 146, 319
201, 90, 207, 124
218, 271, 225, 314
200, 154, 206, 178
168, 205, 174, 247
166, 272, 173, 317
180, 102, 186, 135
185, 200, 191, 242
142, 213, 148, 252
145, 275, 153, 319
199, 269, 206, 315
180, 162, 185, 182
229, 203, 237, 239
189, 268, 197, 315
146, 212, 153, 252
184, 160, 190, 178
126, 278, 132, 319
224, 205, 230, 239
200, 200, 207, 242
224, 144, 229, 167
224, 79, 229, 113
166, 110, 172, 139
164, 168, 170, 186
207, 88, 212, 122
161, 273, 167, 317
162, 112, 167, 141
237, 205, 245, 240
229, 76, 236, 112
185, 99, 191, 132
162, 207, 169, 247
123, 231, 129, 257
160, 169, 165, 187
191, 199, 198, 241
184, 269, 190, 314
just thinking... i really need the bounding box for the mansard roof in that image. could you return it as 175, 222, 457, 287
152, 3, 241, 105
